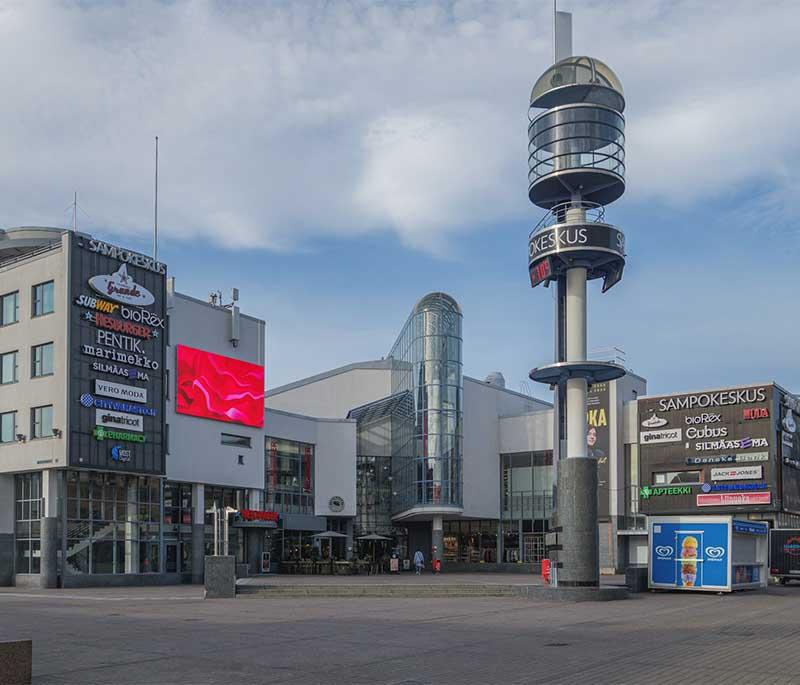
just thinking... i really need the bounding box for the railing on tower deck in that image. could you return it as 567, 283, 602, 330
530, 200, 605, 236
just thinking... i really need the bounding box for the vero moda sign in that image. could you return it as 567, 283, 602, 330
69, 234, 167, 474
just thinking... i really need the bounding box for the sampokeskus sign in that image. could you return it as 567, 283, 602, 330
639, 385, 776, 515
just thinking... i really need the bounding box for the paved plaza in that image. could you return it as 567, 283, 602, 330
1, 579, 800, 684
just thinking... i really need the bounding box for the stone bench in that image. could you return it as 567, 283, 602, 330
0, 640, 32, 685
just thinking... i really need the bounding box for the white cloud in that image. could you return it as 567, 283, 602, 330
0, 0, 798, 252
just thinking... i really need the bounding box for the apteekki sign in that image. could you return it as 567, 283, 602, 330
68, 234, 167, 475
638, 385, 777, 515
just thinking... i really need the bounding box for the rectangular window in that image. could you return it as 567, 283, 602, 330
1, 291, 19, 325
653, 470, 702, 485
221, 433, 252, 448
1, 411, 17, 443
32, 342, 54, 377
1, 350, 18, 384
32, 281, 54, 317
31, 405, 53, 439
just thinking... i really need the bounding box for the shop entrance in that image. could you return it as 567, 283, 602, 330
165, 542, 179, 574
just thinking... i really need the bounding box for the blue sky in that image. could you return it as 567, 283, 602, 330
2, 1, 799, 399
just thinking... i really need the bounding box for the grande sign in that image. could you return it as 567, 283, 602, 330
69, 234, 167, 474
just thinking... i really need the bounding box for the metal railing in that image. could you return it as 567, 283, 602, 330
530, 200, 606, 236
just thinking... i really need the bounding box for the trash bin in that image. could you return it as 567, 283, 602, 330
625, 565, 648, 593
541, 558, 551, 584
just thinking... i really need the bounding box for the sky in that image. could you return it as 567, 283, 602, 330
2, 0, 799, 400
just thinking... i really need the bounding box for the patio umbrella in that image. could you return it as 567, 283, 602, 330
357, 533, 392, 562
313, 531, 347, 559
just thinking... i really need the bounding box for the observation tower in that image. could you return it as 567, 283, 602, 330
527, 13, 628, 588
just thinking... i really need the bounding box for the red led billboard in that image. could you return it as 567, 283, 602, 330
175, 345, 264, 428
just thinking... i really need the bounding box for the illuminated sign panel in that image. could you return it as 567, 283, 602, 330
69, 234, 166, 474
175, 345, 264, 428
638, 385, 777, 515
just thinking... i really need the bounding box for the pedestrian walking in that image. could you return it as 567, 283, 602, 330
413, 549, 424, 575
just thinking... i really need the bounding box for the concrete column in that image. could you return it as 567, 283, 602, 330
0, 475, 14, 586
345, 518, 354, 560
125, 479, 139, 574
246, 528, 262, 574
432, 516, 443, 565
191, 483, 205, 584
559, 260, 598, 587
40, 470, 60, 589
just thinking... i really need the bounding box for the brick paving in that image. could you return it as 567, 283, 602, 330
1, 582, 799, 684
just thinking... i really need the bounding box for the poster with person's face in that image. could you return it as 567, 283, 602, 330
588, 382, 610, 520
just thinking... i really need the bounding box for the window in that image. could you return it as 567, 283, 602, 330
1, 411, 17, 443
32, 342, 54, 377
1, 291, 19, 325
66, 471, 162, 574
32, 281, 54, 317
265, 437, 315, 515
1, 350, 18, 384
31, 405, 53, 439
221, 433, 252, 448
653, 470, 702, 485
15, 473, 42, 574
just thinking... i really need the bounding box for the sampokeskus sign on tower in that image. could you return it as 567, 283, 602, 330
69, 235, 167, 474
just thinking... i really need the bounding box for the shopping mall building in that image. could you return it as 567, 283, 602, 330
2, 227, 799, 587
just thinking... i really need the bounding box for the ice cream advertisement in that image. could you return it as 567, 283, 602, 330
650, 519, 729, 590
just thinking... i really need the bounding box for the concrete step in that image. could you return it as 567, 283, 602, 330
236, 583, 522, 598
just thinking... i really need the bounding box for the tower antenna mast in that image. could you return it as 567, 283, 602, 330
153, 136, 159, 261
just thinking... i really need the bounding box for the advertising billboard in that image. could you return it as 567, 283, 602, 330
587, 381, 610, 520
175, 345, 264, 428
649, 517, 731, 591
69, 235, 167, 474
779, 392, 800, 514
638, 385, 777, 515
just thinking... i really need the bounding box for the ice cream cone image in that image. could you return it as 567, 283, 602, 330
680, 536, 698, 587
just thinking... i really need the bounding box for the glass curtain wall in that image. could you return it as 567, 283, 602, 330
203, 486, 248, 559
500, 451, 554, 563
163, 481, 193, 573
15, 473, 42, 574
65, 470, 161, 574
264, 437, 314, 515
388, 293, 463, 514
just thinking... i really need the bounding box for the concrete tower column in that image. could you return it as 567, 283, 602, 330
40, 470, 61, 589
191, 483, 205, 583
432, 516, 443, 565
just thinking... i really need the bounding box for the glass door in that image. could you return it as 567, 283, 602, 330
165, 542, 178, 574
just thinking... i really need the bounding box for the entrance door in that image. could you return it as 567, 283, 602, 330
165, 542, 179, 574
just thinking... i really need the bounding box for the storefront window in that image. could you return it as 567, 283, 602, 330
264, 437, 314, 514
65, 470, 161, 575
15, 473, 42, 574
163, 481, 193, 573
500, 451, 554, 563
203, 486, 248, 559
